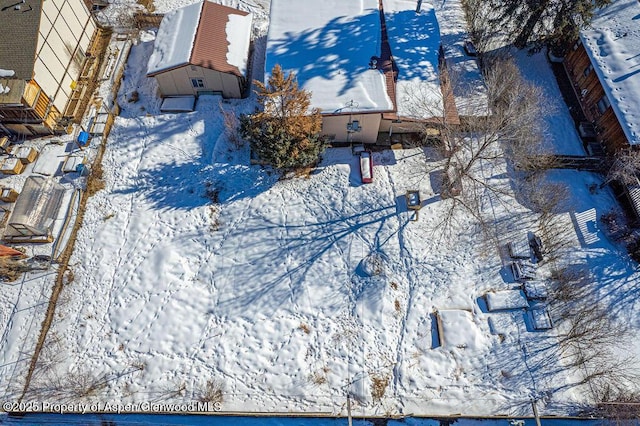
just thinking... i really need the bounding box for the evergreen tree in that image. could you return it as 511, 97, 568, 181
488, 0, 611, 52
240, 65, 327, 170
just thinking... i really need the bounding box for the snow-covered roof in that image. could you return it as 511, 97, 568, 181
265, 0, 394, 114
147, 2, 202, 76
226, 13, 253, 76
581, 0, 640, 146
147, 1, 252, 77
383, 0, 443, 119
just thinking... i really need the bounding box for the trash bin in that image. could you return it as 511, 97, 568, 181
77, 131, 90, 147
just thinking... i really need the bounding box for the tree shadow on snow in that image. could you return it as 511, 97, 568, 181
215, 202, 412, 317
266, 7, 439, 104
108, 108, 276, 210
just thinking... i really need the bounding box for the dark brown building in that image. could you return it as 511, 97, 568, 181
562, 0, 640, 154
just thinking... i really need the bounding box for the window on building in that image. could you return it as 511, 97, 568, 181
191, 78, 204, 88
583, 64, 593, 77
596, 95, 611, 114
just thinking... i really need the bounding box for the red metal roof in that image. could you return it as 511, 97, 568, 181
190, 1, 250, 77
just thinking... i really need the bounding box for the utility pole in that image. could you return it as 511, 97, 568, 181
346, 394, 353, 426
531, 399, 542, 426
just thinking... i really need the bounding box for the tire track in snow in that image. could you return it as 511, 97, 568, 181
278, 190, 298, 309
380, 159, 417, 411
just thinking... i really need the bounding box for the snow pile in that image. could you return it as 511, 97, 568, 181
581, 0, 640, 145
266, 0, 393, 113
439, 310, 487, 351
485, 290, 529, 311
0, 68, 14, 94
146, 2, 202, 75
226, 13, 253, 76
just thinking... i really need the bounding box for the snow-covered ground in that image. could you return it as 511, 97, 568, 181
2, 0, 640, 418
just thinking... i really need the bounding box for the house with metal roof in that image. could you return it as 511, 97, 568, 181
563, 0, 640, 153
146, 0, 253, 100
0, 0, 99, 138
265, 0, 448, 144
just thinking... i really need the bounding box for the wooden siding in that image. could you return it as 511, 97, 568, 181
33, 84, 51, 119
564, 42, 629, 153
22, 80, 42, 110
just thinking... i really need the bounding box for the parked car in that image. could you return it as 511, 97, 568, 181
359, 151, 373, 184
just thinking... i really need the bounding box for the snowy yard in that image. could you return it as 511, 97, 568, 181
26, 104, 550, 414
12, 27, 638, 416
2, 0, 640, 419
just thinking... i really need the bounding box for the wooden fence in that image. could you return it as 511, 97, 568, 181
134, 12, 164, 29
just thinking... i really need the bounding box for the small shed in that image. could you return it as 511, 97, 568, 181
146, 0, 253, 99
4, 176, 66, 242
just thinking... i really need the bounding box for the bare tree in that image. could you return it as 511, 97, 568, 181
588, 386, 640, 422
462, 0, 497, 54
603, 149, 640, 187
411, 55, 553, 235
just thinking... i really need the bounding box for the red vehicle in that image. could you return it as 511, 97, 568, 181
359, 150, 373, 184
